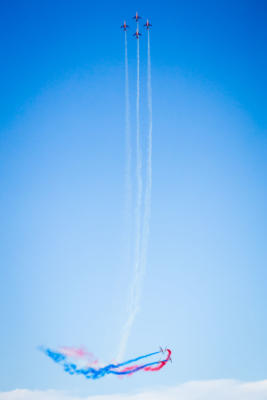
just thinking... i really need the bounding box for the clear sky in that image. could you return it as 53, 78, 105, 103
0, 0, 266, 397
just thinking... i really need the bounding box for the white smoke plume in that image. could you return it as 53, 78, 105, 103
140, 29, 152, 289
117, 24, 153, 362
124, 30, 132, 226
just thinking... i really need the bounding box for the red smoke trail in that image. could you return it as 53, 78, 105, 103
144, 349, 172, 371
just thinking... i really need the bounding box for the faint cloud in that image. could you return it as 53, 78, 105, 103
1, 380, 267, 400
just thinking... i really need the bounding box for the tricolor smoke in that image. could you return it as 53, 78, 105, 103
40, 21, 168, 381
41, 347, 171, 380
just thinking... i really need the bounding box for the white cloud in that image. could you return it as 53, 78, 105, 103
1, 380, 267, 400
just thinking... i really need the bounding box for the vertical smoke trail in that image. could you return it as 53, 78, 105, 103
117, 31, 142, 362
124, 30, 132, 265
140, 29, 152, 286
135, 32, 142, 299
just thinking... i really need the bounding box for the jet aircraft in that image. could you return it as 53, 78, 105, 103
160, 346, 172, 362
120, 21, 129, 31
144, 19, 152, 29
133, 28, 142, 39
133, 12, 142, 21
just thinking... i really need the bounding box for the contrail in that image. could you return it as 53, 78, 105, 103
140, 29, 152, 288
117, 29, 143, 362
123, 30, 132, 274
124, 30, 131, 219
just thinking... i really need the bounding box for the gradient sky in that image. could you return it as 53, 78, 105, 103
0, 0, 266, 397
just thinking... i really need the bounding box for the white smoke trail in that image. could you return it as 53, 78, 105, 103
124, 31, 131, 209
117, 32, 143, 362
140, 30, 152, 288
124, 30, 132, 264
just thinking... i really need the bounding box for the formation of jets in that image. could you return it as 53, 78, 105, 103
160, 346, 172, 362
121, 12, 152, 39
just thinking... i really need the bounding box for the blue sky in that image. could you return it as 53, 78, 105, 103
0, 0, 267, 397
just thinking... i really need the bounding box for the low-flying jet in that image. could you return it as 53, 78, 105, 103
133, 28, 142, 39
133, 12, 142, 21
144, 19, 152, 29
120, 21, 129, 31
160, 346, 172, 362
